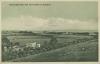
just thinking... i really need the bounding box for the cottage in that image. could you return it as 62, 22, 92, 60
26, 42, 41, 49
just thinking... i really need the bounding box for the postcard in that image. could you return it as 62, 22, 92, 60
0, 0, 99, 64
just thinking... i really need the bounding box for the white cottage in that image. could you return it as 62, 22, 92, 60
26, 42, 41, 49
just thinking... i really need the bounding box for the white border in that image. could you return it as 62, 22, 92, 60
0, 0, 99, 1
0, 0, 99, 64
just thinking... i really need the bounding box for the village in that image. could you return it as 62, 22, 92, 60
2, 31, 98, 61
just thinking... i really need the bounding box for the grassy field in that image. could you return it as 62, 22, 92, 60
2, 31, 98, 62
7, 35, 93, 45
10, 39, 98, 62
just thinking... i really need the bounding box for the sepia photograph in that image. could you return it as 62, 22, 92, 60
1, 1, 98, 62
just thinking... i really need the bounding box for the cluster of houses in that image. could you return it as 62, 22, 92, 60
3, 41, 41, 53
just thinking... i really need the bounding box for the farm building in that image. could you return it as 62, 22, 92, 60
25, 42, 41, 48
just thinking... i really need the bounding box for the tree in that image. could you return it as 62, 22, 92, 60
15, 42, 20, 46
2, 36, 11, 48
49, 36, 58, 49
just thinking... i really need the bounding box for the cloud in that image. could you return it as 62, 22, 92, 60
2, 16, 98, 31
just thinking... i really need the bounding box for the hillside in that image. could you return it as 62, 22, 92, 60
10, 39, 98, 62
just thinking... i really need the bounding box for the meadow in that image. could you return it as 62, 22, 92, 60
2, 31, 98, 62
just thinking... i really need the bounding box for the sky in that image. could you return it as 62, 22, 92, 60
2, 1, 98, 31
